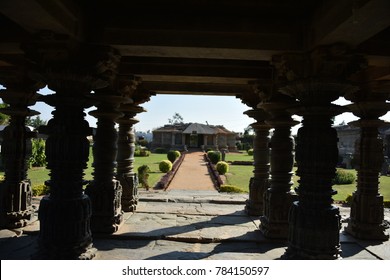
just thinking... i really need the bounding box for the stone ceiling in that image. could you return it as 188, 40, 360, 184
0, 0, 389, 100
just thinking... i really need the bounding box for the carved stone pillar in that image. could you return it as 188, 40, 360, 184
244, 109, 270, 216
24, 36, 108, 259
0, 67, 42, 229
85, 92, 128, 233
259, 95, 299, 238
84, 49, 134, 233
275, 44, 362, 259
117, 79, 148, 212
345, 81, 390, 240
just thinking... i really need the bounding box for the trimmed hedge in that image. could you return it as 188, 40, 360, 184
167, 150, 181, 163
216, 161, 229, 175
159, 160, 173, 173
247, 148, 254, 156
32, 184, 50, 196
207, 150, 221, 164
333, 169, 356, 185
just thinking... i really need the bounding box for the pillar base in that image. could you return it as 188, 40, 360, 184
0, 180, 34, 229
120, 173, 139, 212
345, 192, 389, 240
86, 179, 124, 234
244, 177, 265, 216
260, 191, 297, 239
38, 194, 95, 259
283, 202, 341, 260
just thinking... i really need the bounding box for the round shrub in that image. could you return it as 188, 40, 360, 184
332, 169, 356, 185
247, 148, 254, 156
167, 150, 181, 163
159, 160, 173, 173
207, 150, 221, 164
216, 161, 229, 175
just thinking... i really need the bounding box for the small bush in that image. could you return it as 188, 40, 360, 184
32, 184, 50, 196
29, 138, 46, 167
216, 161, 229, 175
345, 194, 353, 205
384, 201, 390, 208
138, 165, 151, 190
135, 147, 150, 157
247, 149, 254, 156
154, 147, 167, 154
333, 169, 356, 185
167, 150, 181, 163
219, 185, 246, 193
159, 160, 173, 173
207, 150, 221, 164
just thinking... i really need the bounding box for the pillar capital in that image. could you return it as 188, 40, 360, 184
273, 44, 364, 105
22, 33, 116, 92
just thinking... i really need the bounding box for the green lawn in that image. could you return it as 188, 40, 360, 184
224, 151, 253, 162
2, 150, 390, 202
223, 152, 390, 202
0, 151, 167, 190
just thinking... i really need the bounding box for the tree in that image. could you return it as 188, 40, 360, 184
168, 112, 184, 125
0, 103, 10, 125
26, 116, 47, 130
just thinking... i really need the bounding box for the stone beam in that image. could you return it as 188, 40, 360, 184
119, 57, 271, 80
142, 82, 252, 96
113, 46, 281, 61
0, 0, 81, 37
104, 28, 302, 52
310, 0, 390, 47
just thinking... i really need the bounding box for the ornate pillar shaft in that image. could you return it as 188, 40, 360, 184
38, 89, 96, 259
274, 44, 363, 259
117, 106, 141, 211
85, 90, 127, 233
23, 37, 108, 259
117, 81, 148, 212
244, 109, 270, 216
259, 98, 298, 238
0, 71, 40, 228
345, 83, 390, 240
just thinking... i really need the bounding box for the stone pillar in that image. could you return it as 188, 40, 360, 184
345, 81, 390, 240
244, 109, 270, 216
117, 79, 148, 212
275, 44, 363, 259
24, 37, 107, 259
259, 95, 299, 238
84, 49, 135, 233
172, 132, 175, 147
0, 67, 42, 229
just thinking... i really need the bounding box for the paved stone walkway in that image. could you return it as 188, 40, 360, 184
1, 190, 389, 260
168, 151, 216, 191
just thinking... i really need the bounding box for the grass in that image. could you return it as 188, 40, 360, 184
223, 152, 390, 202
0, 149, 167, 190
224, 151, 253, 162
2, 149, 390, 203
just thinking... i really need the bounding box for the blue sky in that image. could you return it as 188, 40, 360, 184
1, 85, 390, 135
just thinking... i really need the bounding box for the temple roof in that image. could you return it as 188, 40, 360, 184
153, 123, 235, 135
